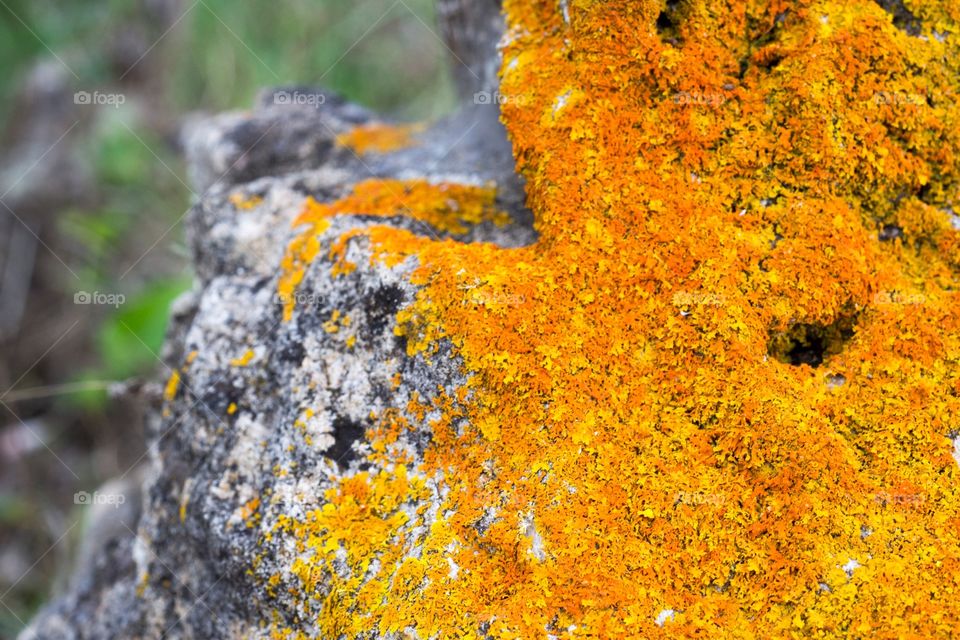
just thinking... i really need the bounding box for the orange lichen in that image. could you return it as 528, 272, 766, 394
335, 122, 424, 155
293, 179, 509, 235
269, 1, 960, 638
240, 497, 262, 528
278, 179, 510, 320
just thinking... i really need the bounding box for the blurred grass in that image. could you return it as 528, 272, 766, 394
0, 1, 454, 633
0, 0, 455, 116
168, 0, 457, 118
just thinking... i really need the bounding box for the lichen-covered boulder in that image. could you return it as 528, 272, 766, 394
23, 0, 960, 638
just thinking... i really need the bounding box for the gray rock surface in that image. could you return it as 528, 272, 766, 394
20, 2, 530, 638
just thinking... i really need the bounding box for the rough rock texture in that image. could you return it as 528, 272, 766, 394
22, 2, 526, 638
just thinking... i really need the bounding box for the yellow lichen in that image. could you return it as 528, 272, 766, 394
230, 349, 256, 367
278, 180, 511, 319
229, 192, 264, 210
322, 310, 349, 334
335, 122, 424, 155
162, 370, 181, 417
268, 1, 960, 637
179, 492, 189, 524
163, 370, 180, 402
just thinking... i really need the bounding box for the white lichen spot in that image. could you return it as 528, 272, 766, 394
447, 556, 460, 580
655, 609, 675, 627
948, 210, 960, 231
559, 0, 570, 25
827, 373, 846, 388
842, 558, 861, 577
552, 90, 572, 116
520, 511, 546, 562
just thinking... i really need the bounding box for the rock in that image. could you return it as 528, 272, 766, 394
23, 0, 960, 638
22, 2, 531, 638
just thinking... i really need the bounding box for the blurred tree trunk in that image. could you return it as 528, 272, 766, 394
437, 0, 503, 99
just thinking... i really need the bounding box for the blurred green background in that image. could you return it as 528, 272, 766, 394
0, 0, 454, 634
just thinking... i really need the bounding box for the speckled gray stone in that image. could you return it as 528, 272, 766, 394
20, 2, 534, 638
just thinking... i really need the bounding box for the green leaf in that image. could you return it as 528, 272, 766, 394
96, 277, 191, 380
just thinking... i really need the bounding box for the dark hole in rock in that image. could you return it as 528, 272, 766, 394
329, 416, 366, 466
275, 336, 305, 366
364, 284, 405, 336
656, 11, 675, 33
656, 0, 682, 43
879, 224, 904, 242
768, 314, 857, 367
756, 52, 784, 71
873, 0, 922, 36
394, 332, 409, 354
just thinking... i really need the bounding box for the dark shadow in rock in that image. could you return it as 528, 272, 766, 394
768, 313, 858, 367
879, 224, 904, 242
364, 284, 406, 338
656, 0, 683, 45
873, 0, 922, 36
329, 416, 366, 467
